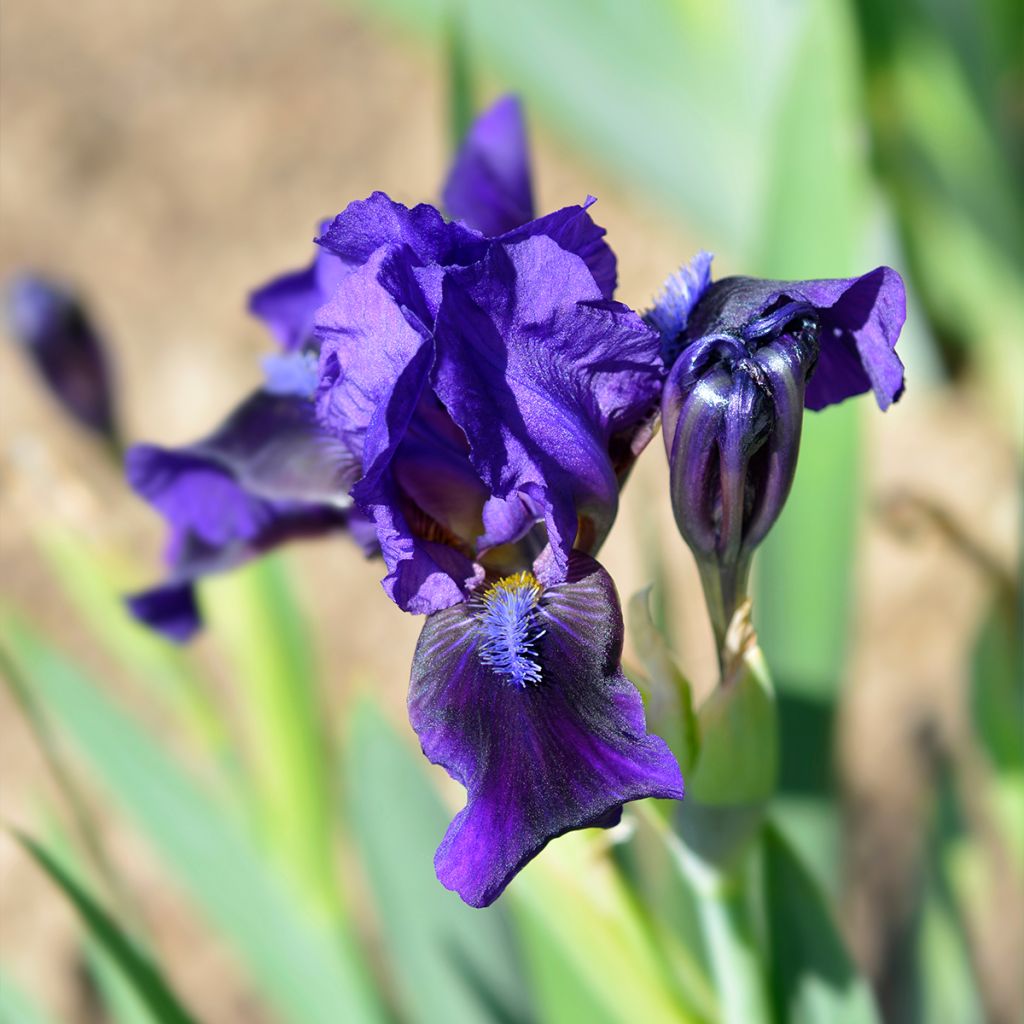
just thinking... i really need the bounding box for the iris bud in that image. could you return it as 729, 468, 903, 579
661, 279, 820, 652
5, 274, 118, 446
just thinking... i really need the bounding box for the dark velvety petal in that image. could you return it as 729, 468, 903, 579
316, 192, 485, 270
124, 582, 201, 643
249, 245, 347, 352
791, 267, 906, 411
501, 198, 617, 299
442, 94, 535, 237
409, 552, 683, 908
5, 274, 117, 440
432, 235, 662, 576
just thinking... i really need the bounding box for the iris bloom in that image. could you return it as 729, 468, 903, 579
127, 96, 683, 904
649, 254, 906, 648
5, 274, 118, 445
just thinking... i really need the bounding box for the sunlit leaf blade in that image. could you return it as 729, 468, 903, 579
612, 808, 722, 1022
623, 806, 769, 1024
345, 698, 532, 1024
762, 823, 880, 1024
17, 834, 199, 1024
35, 528, 230, 761
0, 618, 387, 1024
203, 557, 339, 920
511, 826, 706, 1024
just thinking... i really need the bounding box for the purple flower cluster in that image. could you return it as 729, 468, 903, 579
124, 95, 906, 906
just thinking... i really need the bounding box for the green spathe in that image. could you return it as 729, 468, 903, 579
687, 602, 778, 804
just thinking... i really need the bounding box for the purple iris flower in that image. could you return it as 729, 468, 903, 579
5, 274, 118, 445
649, 254, 907, 648
126, 94, 682, 903
312, 185, 682, 905
125, 352, 374, 641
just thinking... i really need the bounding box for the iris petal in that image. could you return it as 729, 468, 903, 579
431, 235, 662, 579
442, 94, 535, 237
409, 552, 683, 907
125, 390, 360, 640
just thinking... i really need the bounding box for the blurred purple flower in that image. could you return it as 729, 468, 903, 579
125, 353, 375, 641
649, 254, 907, 645
442, 94, 535, 236
5, 274, 118, 444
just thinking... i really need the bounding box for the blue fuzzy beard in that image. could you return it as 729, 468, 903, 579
477, 572, 546, 687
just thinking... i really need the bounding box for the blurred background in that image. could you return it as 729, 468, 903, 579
1, 0, 1020, 1022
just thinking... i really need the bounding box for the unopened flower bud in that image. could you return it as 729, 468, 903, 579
650, 255, 905, 655
5, 274, 118, 445
661, 300, 818, 649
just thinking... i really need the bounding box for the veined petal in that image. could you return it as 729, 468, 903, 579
432, 235, 661, 576
409, 552, 683, 907
501, 197, 618, 300
316, 191, 485, 270
443, 94, 535, 237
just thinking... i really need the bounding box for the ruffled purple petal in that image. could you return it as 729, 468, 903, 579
502, 198, 618, 300
442, 95, 535, 237
431, 234, 661, 578
316, 192, 485, 271
408, 552, 683, 908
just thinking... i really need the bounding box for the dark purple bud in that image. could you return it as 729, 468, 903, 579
651, 258, 905, 651
5, 274, 117, 444
661, 309, 818, 650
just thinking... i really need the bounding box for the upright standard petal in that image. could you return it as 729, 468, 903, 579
316, 249, 481, 613
432, 235, 662, 577
443, 95, 535, 237
409, 552, 683, 907
316, 192, 485, 271
502, 198, 618, 300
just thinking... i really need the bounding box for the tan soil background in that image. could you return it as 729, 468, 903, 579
1, 0, 1020, 1021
